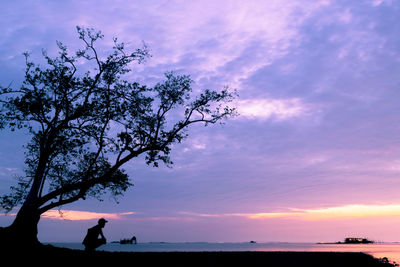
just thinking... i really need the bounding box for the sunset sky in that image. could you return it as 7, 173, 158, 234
2, 0, 400, 243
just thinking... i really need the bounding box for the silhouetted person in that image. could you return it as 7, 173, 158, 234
82, 218, 108, 251
131, 236, 137, 244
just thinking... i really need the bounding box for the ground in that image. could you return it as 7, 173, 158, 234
2, 244, 397, 267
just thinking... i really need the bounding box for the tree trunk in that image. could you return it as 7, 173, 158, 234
0, 203, 41, 248
1, 149, 49, 247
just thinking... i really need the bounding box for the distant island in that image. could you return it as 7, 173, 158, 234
341, 237, 374, 244
318, 237, 375, 244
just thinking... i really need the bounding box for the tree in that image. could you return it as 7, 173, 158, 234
0, 27, 236, 245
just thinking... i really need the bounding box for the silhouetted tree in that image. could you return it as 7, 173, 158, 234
0, 27, 236, 245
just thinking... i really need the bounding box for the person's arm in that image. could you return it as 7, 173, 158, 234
99, 229, 106, 240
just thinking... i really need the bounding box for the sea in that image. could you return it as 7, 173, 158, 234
48, 242, 400, 264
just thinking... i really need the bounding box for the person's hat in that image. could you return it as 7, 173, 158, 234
98, 218, 108, 224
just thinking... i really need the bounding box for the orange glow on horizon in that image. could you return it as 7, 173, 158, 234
299, 204, 400, 221
41, 210, 135, 221
180, 204, 400, 221
3, 204, 400, 222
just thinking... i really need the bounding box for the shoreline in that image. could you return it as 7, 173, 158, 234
4, 244, 397, 266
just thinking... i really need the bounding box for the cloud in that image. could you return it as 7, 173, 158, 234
0, 0, 331, 90
236, 98, 309, 121
41, 210, 135, 221
371, 0, 393, 6
183, 141, 207, 152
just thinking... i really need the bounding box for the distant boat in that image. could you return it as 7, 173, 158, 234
250, 241, 257, 244
120, 236, 137, 244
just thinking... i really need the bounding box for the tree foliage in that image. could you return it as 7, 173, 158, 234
0, 27, 237, 216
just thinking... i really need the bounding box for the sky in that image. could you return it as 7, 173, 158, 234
1, 0, 400, 243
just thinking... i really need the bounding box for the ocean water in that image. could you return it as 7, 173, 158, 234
49, 242, 400, 264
